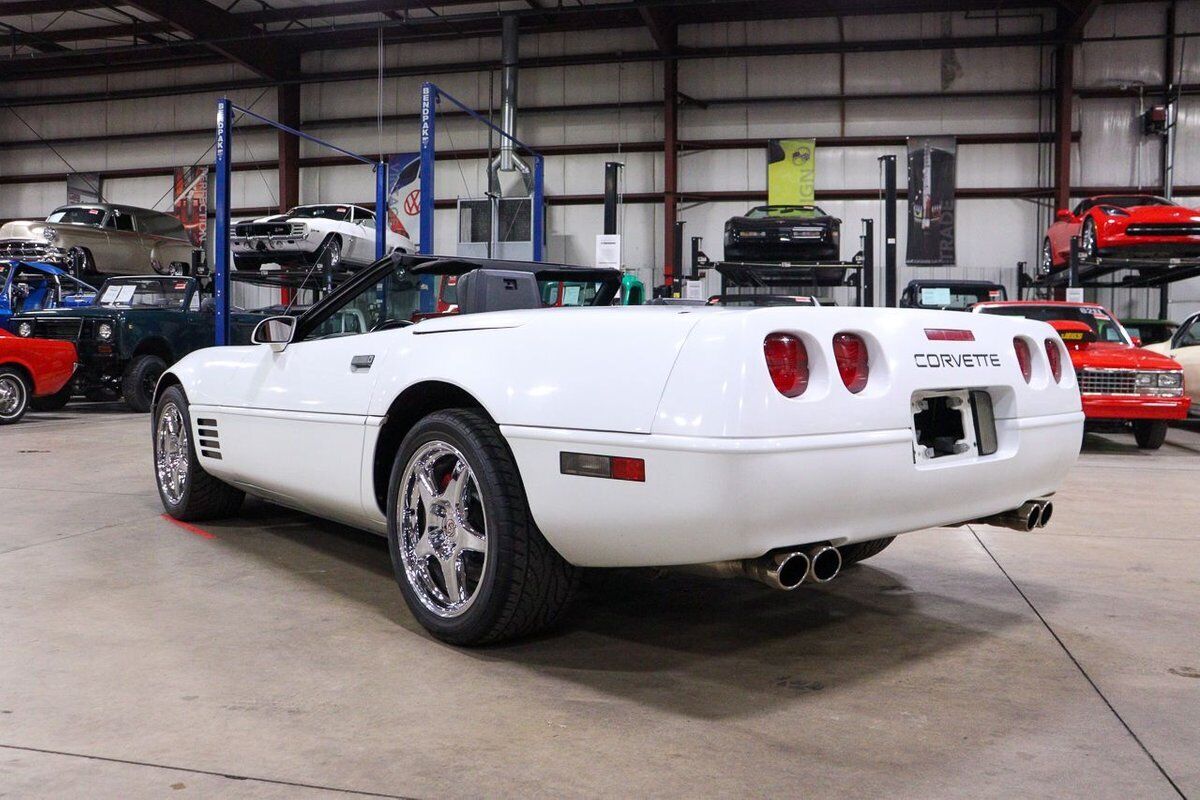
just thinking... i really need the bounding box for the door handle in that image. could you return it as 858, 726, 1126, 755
350, 355, 375, 371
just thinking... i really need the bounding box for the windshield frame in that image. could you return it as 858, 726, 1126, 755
977, 303, 1132, 346
96, 276, 196, 310
285, 205, 354, 221
745, 205, 827, 219
46, 206, 109, 227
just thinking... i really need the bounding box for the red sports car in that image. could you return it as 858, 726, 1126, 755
1041, 194, 1200, 272
971, 300, 1189, 449
0, 329, 77, 424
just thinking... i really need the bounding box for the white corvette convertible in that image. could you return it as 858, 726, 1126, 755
152, 255, 1083, 644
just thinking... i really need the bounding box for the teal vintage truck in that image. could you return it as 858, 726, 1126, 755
7, 275, 266, 412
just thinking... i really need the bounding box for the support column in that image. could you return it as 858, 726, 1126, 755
663, 37, 678, 292
1053, 34, 1074, 211
277, 83, 300, 214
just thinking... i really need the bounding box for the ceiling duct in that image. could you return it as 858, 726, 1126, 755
490, 15, 531, 196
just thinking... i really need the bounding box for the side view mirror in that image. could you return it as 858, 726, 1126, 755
252, 315, 297, 353
1056, 209, 1073, 222
1049, 319, 1096, 347
1131, 336, 1143, 348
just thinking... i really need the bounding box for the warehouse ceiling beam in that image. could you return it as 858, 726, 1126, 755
639, 6, 676, 55
120, 0, 297, 80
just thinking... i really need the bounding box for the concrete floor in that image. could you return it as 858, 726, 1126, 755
2, 406, 1198, 799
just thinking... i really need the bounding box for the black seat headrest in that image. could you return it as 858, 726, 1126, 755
455, 269, 542, 314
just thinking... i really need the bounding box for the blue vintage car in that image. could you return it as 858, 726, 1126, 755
0, 260, 96, 330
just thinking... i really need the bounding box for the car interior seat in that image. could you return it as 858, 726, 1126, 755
455, 269, 542, 314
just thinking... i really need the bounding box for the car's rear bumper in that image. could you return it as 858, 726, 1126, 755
1082, 394, 1191, 420
503, 410, 1083, 568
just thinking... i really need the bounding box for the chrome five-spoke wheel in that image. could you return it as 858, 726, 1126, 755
156, 401, 190, 505
398, 440, 488, 619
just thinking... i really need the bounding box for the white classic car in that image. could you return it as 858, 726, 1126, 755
152, 255, 1083, 645
232, 204, 412, 272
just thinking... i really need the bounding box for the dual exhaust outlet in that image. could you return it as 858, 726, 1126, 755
974, 499, 1054, 532
682, 498, 1055, 593
682, 542, 843, 592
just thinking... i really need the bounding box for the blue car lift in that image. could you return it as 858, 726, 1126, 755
418, 82, 545, 261
212, 98, 389, 345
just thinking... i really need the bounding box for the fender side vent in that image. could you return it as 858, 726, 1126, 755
196, 418, 220, 459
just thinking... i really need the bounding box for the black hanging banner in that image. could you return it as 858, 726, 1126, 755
906, 136, 956, 266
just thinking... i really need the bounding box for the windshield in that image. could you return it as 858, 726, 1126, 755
541, 280, 605, 307
745, 205, 826, 219
47, 206, 107, 226
979, 305, 1131, 345
1099, 195, 1173, 209
286, 205, 352, 221
98, 278, 191, 309
304, 263, 423, 340
914, 285, 1005, 310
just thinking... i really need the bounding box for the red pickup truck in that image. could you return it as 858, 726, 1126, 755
971, 300, 1189, 449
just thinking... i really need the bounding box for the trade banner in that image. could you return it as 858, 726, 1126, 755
172, 166, 207, 247
66, 172, 102, 204
766, 139, 815, 206
906, 136, 956, 266
387, 152, 421, 250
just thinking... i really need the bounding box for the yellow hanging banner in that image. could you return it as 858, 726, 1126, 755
767, 139, 816, 206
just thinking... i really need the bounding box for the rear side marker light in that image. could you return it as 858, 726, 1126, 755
1013, 337, 1032, 383
764, 333, 809, 397
925, 328, 975, 341
560, 452, 645, 482
1045, 339, 1063, 382
833, 332, 869, 393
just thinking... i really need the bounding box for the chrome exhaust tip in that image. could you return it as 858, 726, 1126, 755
675, 550, 810, 591
1036, 500, 1053, 528
803, 544, 843, 583
977, 501, 1041, 532
750, 551, 811, 591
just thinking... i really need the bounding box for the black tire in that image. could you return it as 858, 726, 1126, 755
838, 537, 895, 567
67, 247, 95, 280
1080, 218, 1098, 261
317, 236, 342, 272
122, 354, 167, 413
1133, 420, 1168, 450
30, 382, 73, 412
1041, 238, 1054, 274
386, 409, 579, 646
0, 367, 31, 425
153, 385, 244, 521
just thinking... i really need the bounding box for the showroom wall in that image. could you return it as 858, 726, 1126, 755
2, 2, 1199, 317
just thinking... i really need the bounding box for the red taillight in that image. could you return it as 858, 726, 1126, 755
763, 333, 809, 397
1045, 338, 1062, 382
833, 332, 869, 393
925, 328, 975, 341
1013, 337, 1032, 383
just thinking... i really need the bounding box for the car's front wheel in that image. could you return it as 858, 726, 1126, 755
1080, 218, 1098, 261
122, 354, 167, 413
1133, 419, 1168, 450
318, 236, 342, 272
386, 409, 579, 645
67, 247, 95, 279
154, 385, 244, 520
0, 367, 31, 425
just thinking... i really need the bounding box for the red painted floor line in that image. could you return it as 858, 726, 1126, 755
161, 515, 216, 540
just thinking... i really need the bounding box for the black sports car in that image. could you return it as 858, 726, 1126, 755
724, 205, 841, 263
